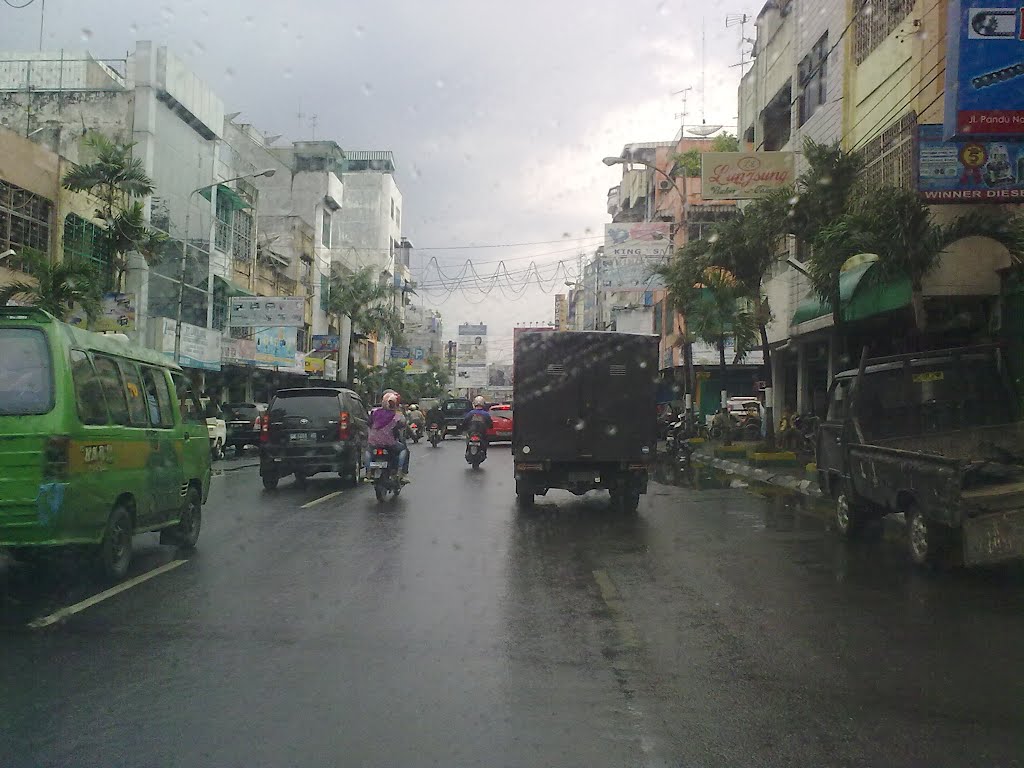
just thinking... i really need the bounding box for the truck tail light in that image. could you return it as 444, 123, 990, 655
44, 435, 71, 480
339, 411, 350, 440
259, 413, 270, 443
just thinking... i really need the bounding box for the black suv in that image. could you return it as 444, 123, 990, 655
440, 397, 472, 437
260, 388, 369, 490
224, 402, 263, 456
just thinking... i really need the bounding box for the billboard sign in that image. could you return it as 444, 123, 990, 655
944, 2, 1024, 139
67, 292, 137, 332
701, 151, 795, 199
457, 323, 487, 386
254, 326, 298, 367
918, 123, 1024, 202
229, 297, 305, 327
604, 222, 671, 258
390, 346, 428, 374
221, 337, 256, 365
311, 334, 341, 353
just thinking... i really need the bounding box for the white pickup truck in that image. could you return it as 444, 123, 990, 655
199, 397, 227, 460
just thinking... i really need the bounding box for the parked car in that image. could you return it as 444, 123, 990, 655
223, 402, 263, 456
0, 307, 211, 580
199, 397, 227, 460
817, 345, 1024, 567
259, 387, 369, 490
488, 404, 513, 443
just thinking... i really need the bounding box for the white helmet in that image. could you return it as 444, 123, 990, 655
473, 396, 486, 408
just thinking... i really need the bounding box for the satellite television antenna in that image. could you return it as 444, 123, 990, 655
687, 125, 724, 136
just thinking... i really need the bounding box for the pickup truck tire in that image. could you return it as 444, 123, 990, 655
262, 473, 279, 491
835, 488, 866, 538
515, 480, 535, 508
907, 505, 949, 567
610, 489, 640, 515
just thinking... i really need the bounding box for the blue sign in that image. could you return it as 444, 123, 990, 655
945, 2, 1024, 139
918, 124, 1024, 203
311, 334, 340, 353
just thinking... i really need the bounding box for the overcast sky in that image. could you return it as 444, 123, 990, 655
2, 0, 750, 360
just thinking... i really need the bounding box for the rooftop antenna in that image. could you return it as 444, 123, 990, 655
726, 13, 754, 70
672, 86, 693, 132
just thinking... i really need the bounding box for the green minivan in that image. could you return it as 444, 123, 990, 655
0, 307, 212, 580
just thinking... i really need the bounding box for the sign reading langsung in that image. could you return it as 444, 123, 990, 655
701, 151, 795, 199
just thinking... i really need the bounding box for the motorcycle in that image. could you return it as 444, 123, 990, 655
408, 421, 422, 444
465, 432, 486, 469
428, 422, 442, 447
368, 447, 403, 502
733, 411, 762, 441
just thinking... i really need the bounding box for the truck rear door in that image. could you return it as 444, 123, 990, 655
578, 338, 653, 462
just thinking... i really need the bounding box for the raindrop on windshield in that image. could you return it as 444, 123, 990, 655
606, 425, 619, 436
788, 195, 800, 205
574, 420, 586, 432
362, 82, 374, 96
436, 78, 446, 89
708, 233, 720, 243
81, 28, 93, 42
354, 25, 366, 37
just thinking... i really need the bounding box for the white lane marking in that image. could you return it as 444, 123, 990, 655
300, 490, 344, 509
28, 559, 188, 629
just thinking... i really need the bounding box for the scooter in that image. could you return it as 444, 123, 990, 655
368, 447, 403, 502
428, 422, 442, 447
408, 421, 422, 444
465, 432, 486, 469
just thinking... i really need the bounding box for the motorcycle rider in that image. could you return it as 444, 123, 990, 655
407, 403, 425, 432
367, 392, 410, 482
462, 396, 493, 446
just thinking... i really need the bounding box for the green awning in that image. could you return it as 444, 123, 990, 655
199, 184, 250, 211
790, 259, 911, 327
214, 275, 254, 297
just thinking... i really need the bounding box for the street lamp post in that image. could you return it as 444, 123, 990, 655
173, 168, 276, 365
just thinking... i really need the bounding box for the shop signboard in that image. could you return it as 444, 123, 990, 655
944, 1, 1024, 139
150, 317, 222, 371
311, 334, 341, 353
254, 326, 297, 367
67, 292, 137, 332
221, 337, 257, 365
918, 123, 1024, 202
229, 296, 305, 327
325, 358, 338, 380
304, 355, 325, 375
700, 151, 795, 199
390, 345, 428, 374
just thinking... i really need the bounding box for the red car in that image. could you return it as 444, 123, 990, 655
487, 404, 513, 443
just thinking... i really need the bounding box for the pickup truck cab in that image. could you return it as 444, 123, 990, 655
817, 345, 1024, 567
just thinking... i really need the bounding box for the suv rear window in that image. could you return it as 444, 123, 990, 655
0, 328, 54, 416
444, 400, 470, 412
225, 403, 259, 420
271, 392, 340, 420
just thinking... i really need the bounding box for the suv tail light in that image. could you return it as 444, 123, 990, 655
374, 448, 387, 457
44, 435, 71, 480
259, 413, 269, 443
338, 411, 350, 440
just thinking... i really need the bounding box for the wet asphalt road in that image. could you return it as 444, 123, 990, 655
3, 443, 1024, 767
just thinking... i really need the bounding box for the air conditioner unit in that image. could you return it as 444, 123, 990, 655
658, 180, 673, 191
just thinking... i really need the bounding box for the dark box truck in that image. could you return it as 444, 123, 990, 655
512, 331, 659, 512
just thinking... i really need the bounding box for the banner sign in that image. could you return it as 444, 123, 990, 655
229, 297, 305, 327
390, 346, 428, 374
221, 337, 256, 365
945, 1, 1024, 139
67, 292, 137, 332
457, 323, 487, 385
918, 123, 1024, 202
604, 222, 671, 258
254, 326, 297, 367
701, 151, 795, 199
311, 334, 340, 353
303, 355, 325, 374
150, 317, 222, 371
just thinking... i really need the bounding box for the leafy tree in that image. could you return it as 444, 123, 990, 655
62, 133, 167, 290
711, 133, 740, 152
671, 150, 702, 178
0, 249, 102, 321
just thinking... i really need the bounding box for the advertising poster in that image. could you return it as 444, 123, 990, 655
254, 326, 297, 367
311, 334, 341, 353
945, 2, 1024, 139
229, 297, 305, 327
918, 123, 1024, 202
389, 346, 428, 374
700, 151, 795, 199
221, 337, 256, 365
457, 323, 487, 387
66, 292, 137, 332
151, 317, 222, 371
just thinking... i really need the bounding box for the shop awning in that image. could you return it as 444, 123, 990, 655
790, 255, 911, 327
200, 184, 250, 211
214, 275, 254, 297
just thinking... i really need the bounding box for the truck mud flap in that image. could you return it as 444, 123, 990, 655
963, 509, 1024, 566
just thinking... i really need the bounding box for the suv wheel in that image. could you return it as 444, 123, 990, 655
262, 474, 279, 491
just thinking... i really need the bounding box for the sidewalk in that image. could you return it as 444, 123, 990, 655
690, 442, 822, 499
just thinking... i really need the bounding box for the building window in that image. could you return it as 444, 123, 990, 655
760, 82, 792, 151
858, 111, 917, 193
390, 198, 395, 220
396, 207, 401, 229
215, 192, 233, 253
212, 279, 228, 331
0, 179, 52, 272
854, 0, 914, 65
232, 209, 253, 264
321, 210, 332, 248
63, 214, 106, 273
798, 33, 828, 126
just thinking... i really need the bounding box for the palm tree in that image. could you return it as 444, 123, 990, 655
837, 187, 1024, 332
701, 190, 791, 444
62, 133, 167, 290
326, 266, 405, 376
0, 250, 102, 321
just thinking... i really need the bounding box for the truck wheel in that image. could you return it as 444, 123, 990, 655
98, 505, 133, 581
163, 487, 202, 550
262, 473, 279, 491
516, 481, 535, 508
907, 505, 954, 567
294, 472, 308, 488
610, 490, 640, 515
835, 488, 865, 538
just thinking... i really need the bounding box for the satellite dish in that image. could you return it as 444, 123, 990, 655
687, 125, 724, 137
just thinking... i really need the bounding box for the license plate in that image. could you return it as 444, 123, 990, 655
289, 432, 313, 441
446, 425, 457, 431
469, 446, 478, 454
569, 471, 599, 482
369, 461, 389, 469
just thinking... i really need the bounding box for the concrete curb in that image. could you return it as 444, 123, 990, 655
694, 454, 823, 499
